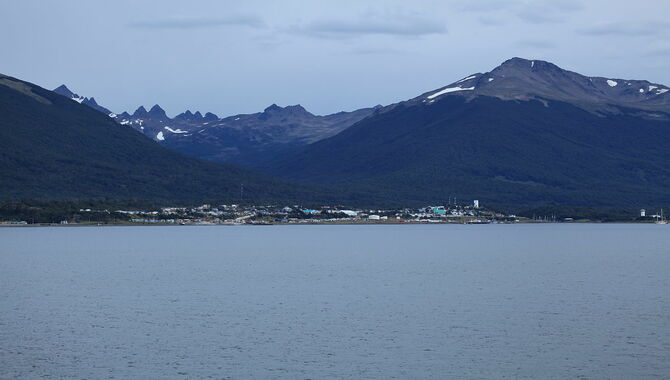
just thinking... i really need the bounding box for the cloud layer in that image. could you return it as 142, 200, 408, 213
288, 15, 446, 38
130, 15, 265, 29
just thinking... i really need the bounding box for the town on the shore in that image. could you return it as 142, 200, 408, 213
1, 200, 519, 225
1, 201, 667, 225
0, 199, 577, 226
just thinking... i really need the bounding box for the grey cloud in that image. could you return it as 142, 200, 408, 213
289, 17, 446, 38
130, 15, 265, 29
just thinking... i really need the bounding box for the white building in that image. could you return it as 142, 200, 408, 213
473, 200, 480, 208
640, 209, 646, 217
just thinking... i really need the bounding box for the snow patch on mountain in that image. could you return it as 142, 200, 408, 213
164, 126, 187, 134
156, 131, 165, 141
427, 86, 475, 99
457, 75, 477, 83
607, 80, 618, 87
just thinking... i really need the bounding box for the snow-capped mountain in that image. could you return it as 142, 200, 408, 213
52, 85, 114, 116
111, 102, 376, 166
412, 57, 670, 116
51, 85, 377, 166
3, 73, 314, 201
261, 58, 670, 206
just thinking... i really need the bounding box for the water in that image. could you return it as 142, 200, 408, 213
1, 224, 669, 379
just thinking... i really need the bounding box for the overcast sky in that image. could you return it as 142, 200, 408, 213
3, 0, 669, 116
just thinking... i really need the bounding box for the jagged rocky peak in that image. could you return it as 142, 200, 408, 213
52, 84, 85, 103
203, 112, 218, 121
263, 103, 311, 116
175, 110, 206, 121
284, 104, 310, 114
132, 106, 148, 117
85, 97, 99, 106
264, 103, 283, 113
175, 110, 194, 120
53, 84, 76, 98
148, 104, 168, 119
51, 84, 113, 115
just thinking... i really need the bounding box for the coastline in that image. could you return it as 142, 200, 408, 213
0, 220, 660, 227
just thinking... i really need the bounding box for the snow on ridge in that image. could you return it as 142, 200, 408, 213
649, 85, 658, 91
156, 131, 165, 141
488, 78, 494, 82
657, 88, 669, 95
457, 75, 477, 83
427, 86, 475, 100
606, 80, 618, 87
71, 96, 85, 103
531, 61, 535, 68
164, 126, 187, 134
108, 113, 117, 118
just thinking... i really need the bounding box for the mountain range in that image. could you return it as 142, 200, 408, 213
0, 74, 327, 202
7, 57, 670, 207
53, 85, 377, 166
263, 58, 670, 206
53, 84, 115, 116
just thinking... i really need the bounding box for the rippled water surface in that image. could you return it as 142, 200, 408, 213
1, 224, 669, 379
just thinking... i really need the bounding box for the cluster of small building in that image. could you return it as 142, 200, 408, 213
114, 200, 519, 225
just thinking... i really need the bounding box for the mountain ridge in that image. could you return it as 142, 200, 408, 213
1, 73, 329, 202
51, 85, 377, 166
260, 58, 670, 206
410, 57, 670, 116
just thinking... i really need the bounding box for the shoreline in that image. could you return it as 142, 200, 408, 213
0, 220, 662, 228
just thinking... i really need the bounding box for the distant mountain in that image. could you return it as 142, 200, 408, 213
262, 58, 670, 207
1, 74, 325, 202
53, 84, 115, 116
113, 103, 377, 166
52, 85, 376, 166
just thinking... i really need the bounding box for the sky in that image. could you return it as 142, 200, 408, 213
2, 0, 670, 116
